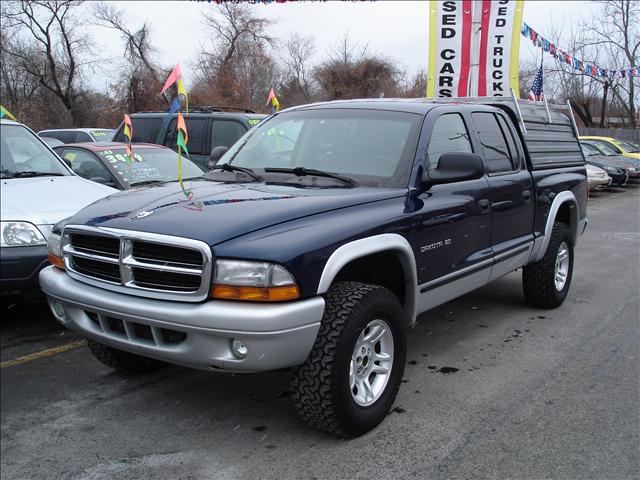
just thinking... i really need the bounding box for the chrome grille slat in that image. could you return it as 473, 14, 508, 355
63, 245, 120, 264
62, 226, 212, 302
122, 257, 202, 275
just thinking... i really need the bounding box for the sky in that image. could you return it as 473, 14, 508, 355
88, 0, 598, 91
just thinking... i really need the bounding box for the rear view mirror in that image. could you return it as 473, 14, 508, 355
423, 152, 484, 186
208, 146, 228, 169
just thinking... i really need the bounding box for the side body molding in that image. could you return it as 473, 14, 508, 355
530, 190, 580, 262
316, 234, 418, 325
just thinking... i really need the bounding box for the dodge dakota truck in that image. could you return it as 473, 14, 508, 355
40, 97, 588, 437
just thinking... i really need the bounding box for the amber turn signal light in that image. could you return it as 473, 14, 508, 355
211, 285, 300, 302
48, 253, 65, 270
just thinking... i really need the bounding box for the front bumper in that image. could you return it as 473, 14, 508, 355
39, 266, 324, 372
0, 245, 49, 295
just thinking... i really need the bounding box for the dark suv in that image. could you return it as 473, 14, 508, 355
112, 107, 266, 171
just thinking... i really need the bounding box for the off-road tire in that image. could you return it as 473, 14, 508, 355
523, 222, 574, 308
87, 339, 166, 374
291, 281, 406, 437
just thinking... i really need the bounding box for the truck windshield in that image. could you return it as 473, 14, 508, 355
218, 109, 422, 187
0, 124, 70, 178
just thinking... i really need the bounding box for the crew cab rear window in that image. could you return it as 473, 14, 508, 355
472, 112, 514, 173
427, 114, 473, 168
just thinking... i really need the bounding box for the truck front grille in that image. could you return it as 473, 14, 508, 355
62, 227, 212, 301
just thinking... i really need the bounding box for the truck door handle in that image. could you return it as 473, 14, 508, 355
478, 199, 490, 214
522, 190, 531, 203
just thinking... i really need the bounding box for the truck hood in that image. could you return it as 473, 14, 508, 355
67, 179, 405, 246
1, 176, 117, 230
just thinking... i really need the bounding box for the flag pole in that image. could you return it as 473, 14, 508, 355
541, 51, 552, 123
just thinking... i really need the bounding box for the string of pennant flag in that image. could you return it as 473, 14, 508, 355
521, 22, 639, 79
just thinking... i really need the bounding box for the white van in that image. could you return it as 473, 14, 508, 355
1, 119, 117, 297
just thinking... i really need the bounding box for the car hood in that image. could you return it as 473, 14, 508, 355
66, 179, 406, 246
0, 176, 117, 230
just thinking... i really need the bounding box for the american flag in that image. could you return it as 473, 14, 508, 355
528, 64, 544, 101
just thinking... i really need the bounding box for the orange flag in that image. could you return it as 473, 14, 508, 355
160, 63, 182, 94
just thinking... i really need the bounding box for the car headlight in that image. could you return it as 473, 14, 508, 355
605, 166, 615, 173
0, 222, 46, 247
211, 260, 300, 301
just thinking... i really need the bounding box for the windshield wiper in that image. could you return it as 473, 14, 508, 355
129, 180, 164, 187
5, 171, 65, 178
264, 167, 358, 187
208, 164, 263, 182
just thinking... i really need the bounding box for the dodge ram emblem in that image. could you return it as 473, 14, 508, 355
134, 210, 154, 219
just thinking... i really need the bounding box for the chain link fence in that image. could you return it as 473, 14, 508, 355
578, 128, 640, 142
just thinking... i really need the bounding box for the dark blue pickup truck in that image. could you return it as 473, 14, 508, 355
40, 98, 588, 437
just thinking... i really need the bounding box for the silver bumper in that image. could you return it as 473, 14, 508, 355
39, 266, 324, 372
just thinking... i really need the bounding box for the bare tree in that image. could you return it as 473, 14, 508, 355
92, 1, 168, 112
584, 0, 640, 127
1, 0, 91, 125
314, 34, 400, 100
195, 3, 275, 93
282, 33, 316, 103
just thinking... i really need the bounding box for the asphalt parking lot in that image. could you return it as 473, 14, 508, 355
1, 185, 638, 480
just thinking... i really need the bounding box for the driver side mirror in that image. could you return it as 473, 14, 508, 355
422, 152, 484, 186
208, 146, 228, 169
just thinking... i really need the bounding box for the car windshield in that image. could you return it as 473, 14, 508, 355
216, 109, 422, 187
589, 141, 619, 156
615, 140, 640, 153
89, 129, 115, 141
96, 147, 203, 187
580, 143, 601, 156
0, 124, 70, 177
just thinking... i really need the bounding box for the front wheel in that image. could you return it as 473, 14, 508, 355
291, 282, 406, 437
523, 222, 574, 308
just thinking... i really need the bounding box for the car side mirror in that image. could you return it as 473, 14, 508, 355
208, 146, 228, 169
423, 152, 484, 186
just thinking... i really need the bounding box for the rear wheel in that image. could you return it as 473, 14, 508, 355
523, 222, 574, 308
291, 282, 406, 437
87, 339, 166, 374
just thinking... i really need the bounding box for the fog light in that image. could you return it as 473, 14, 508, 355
48, 299, 66, 321
231, 338, 248, 359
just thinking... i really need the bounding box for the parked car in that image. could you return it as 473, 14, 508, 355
579, 143, 628, 186
586, 164, 611, 191
111, 106, 266, 171
580, 139, 640, 180
40, 136, 64, 148
38, 128, 116, 144
579, 135, 640, 160
52, 142, 203, 190
0, 119, 117, 297
40, 97, 588, 437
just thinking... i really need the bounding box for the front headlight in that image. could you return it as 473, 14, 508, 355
211, 260, 300, 301
605, 166, 615, 173
0, 222, 46, 247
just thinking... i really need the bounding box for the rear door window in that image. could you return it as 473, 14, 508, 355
471, 112, 515, 174
114, 118, 162, 144
164, 118, 207, 155
495, 115, 520, 170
